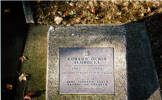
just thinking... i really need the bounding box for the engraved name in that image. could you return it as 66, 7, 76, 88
67, 57, 107, 65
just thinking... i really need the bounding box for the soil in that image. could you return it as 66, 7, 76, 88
32, 1, 162, 25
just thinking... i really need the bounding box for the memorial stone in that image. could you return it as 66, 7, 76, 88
47, 25, 127, 100
47, 23, 161, 100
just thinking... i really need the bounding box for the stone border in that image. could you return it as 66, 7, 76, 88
22, 1, 34, 24
47, 25, 127, 100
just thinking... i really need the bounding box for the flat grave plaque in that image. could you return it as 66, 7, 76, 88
59, 48, 114, 94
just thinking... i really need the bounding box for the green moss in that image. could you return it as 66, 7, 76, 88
20, 25, 49, 100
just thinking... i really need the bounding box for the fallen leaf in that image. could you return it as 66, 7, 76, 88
95, 16, 99, 20
57, 11, 63, 16
4, 9, 10, 13
89, 1, 94, 8
100, 2, 106, 8
26, 92, 36, 97
146, 7, 151, 13
139, 13, 144, 17
69, 11, 76, 17
54, 16, 63, 25
18, 73, 28, 82
6, 84, 13, 90
75, 18, 81, 24
122, 2, 129, 7
66, 24, 71, 26
69, 2, 74, 6
37, 0, 40, 4
116, 12, 121, 16
24, 92, 36, 100
19, 56, 28, 62
91, 7, 96, 14
24, 95, 31, 100
86, 5, 90, 9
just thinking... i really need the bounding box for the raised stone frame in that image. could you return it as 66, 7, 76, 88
47, 26, 127, 100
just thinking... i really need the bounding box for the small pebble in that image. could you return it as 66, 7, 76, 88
71, 33, 75, 36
